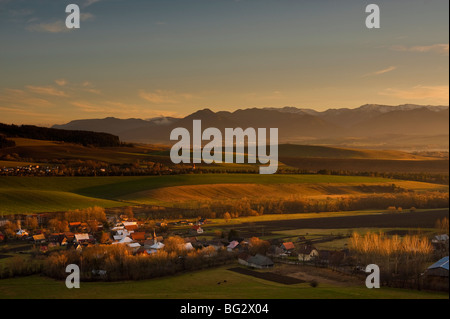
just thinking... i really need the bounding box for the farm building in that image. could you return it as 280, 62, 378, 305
281, 242, 295, 252
131, 232, 146, 242
32, 234, 46, 244
227, 240, 240, 252
239, 253, 274, 269
423, 256, 449, 291
298, 245, 319, 262
74, 233, 91, 245
267, 245, 284, 257
426, 256, 449, 278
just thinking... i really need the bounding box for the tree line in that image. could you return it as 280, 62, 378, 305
350, 232, 434, 289
0, 123, 122, 147
43, 241, 236, 281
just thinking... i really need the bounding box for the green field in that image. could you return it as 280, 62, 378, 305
0, 266, 447, 299
0, 174, 448, 215
0, 174, 406, 215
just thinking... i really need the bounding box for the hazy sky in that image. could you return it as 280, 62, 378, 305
0, 0, 448, 125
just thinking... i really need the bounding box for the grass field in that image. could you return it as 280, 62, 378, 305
0, 265, 447, 299
0, 174, 447, 214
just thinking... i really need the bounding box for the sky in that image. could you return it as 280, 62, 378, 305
0, 0, 448, 125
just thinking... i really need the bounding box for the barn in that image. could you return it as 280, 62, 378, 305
424, 256, 449, 291
426, 256, 449, 278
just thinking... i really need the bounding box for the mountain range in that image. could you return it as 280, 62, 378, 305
53, 104, 449, 150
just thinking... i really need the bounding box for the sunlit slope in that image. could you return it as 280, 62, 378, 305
120, 181, 449, 206
0, 175, 447, 214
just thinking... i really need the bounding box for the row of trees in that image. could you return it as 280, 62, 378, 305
169, 191, 449, 219
44, 242, 236, 281
0, 123, 122, 147
350, 232, 434, 288
64, 206, 107, 223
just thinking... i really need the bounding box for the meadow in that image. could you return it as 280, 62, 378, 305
0, 265, 447, 299
0, 174, 448, 215
0, 174, 403, 215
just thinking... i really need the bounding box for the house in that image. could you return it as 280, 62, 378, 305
127, 242, 142, 253
74, 233, 90, 245
32, 234, 46, 244
281, 242, 296, 255
298, 245, 320, 262
267, 245, 284, 257
113, 236, 133, 245
433, 234, 449, 243
191, 225, 204, 234
63, 232, 75, 245
131, 232, 146, 243
432, 234, 449, 251
424, 256, 449, 291
124, 224, 138, 232
49, 233, 65, 245
227, 240, 240, 252
16, 229, 28, 237
239, 253, 274, 269
426, 256, 449, 278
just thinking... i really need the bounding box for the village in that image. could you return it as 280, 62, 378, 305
0, 208, 448, 291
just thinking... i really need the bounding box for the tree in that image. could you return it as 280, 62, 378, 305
164, 236, 186, 254
100, 232, 111, 244
223, 212, 231, 223
435, 217, 449, 234
25, 217, 38, 231
0, 221, 16, 240
249, 237, 270, 255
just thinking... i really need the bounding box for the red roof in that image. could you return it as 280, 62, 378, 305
69, 222, 81, 227
282, 242, 295, 250
131, 232, 146, 241
125, 224, 138, 231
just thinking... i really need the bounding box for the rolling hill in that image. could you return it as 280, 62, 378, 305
0, 174, 447, 214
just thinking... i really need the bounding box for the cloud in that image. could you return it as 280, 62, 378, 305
26, 21, 70, 33
26, 85, 69, 97
55, 79, 68, 87
379, 85, 449, 104
26, 12, 94, 33
392, 44, 449, 56
0, 88, 54, 109
83, 0, 103, 8
71, 101, 179, 118
139, 89, 198, 104
364, 66, 397, 77
81, 13, 95, 22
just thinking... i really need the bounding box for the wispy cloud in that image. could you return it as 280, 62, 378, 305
83, 0, 104, 8
379, 85, 449, 104
26, 85, 69, 97
26, 12, 94, 33
392, 44, 449, 56
55, 79, 68, 87
0, 88, 54, 109
26, 20, 70, 33
364, 66, 397, 77
71, 101, 179, 118
139, 89, 198, 104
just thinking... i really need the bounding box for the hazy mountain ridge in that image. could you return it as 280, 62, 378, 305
52, 104, 449, 150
